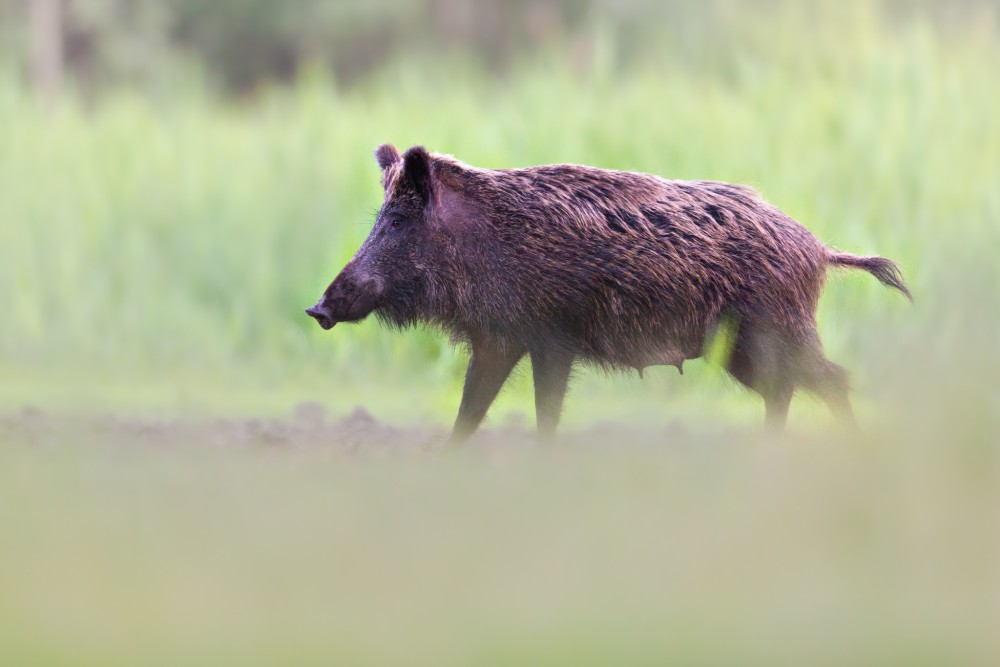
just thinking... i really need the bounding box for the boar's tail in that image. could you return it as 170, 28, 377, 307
828, 252, 913, 301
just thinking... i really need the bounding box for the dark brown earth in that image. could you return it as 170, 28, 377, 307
0, 404, 745, 456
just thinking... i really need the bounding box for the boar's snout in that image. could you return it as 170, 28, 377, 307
306, 269, 384, 331
305, 305, 335, 330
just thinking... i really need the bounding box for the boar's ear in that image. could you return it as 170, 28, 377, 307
401, 145, 434, 203
375, 143, 401, 170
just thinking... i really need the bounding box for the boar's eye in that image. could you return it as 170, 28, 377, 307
390, 218, 403, 230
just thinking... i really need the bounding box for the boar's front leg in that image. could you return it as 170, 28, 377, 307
449, 342, 525, 444
530, 347, 574, 439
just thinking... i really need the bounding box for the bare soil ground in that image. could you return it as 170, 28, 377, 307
0, 403, 733, 455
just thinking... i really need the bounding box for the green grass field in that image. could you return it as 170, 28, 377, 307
0, 2, 998, 663
2, 4, 996, 425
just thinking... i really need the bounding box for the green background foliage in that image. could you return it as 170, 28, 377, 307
1, 1, 996, 426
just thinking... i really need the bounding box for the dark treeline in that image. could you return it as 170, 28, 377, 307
1, 0, 996, 99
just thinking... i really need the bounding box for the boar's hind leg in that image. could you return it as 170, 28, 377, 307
795, 346, 857, 428
530, 347, 574, 439
725, 322, 797, 432
764, 387, 794, 432
449, 343, 525, 444
728, 322, 858, 431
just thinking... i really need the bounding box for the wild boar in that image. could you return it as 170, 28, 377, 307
307, 145, 910, 441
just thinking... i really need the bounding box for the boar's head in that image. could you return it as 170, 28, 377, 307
306, 144, 450, 331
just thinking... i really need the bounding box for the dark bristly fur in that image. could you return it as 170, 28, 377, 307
306, 145, 911, 442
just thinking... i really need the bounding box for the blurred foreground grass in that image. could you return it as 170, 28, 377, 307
1, 422, 998, 666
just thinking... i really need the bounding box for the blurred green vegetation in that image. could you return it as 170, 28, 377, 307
2, 1, 997, 428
